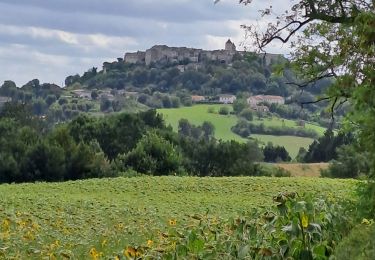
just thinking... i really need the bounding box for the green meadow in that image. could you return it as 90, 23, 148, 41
158, 105, 326, 158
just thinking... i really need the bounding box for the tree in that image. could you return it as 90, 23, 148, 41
219, 0, 375, 213
233, 98, 248, 114
263, 143, 291, 162
45, 95, 57, 106
91, 90, 99, 100
100, 96, 112, 112
178, 119, 192, 137
0, 80, 17, 96
201, 121, 215, 141
32, 98, 47, 116
239, 108, 254, 121
219, 106, 230, 115
321, 144, 370, 178
121, 131, 182, 176
303, 130, 353, 163
226, 0, 374, 160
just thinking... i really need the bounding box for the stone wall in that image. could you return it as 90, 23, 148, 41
124, 41, 282, 67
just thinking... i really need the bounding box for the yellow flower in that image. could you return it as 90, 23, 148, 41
116, 223, 125, 230
2, 219, 10, 231
169, 219, 177, 226
89, 247, 100, 260
301, 214, 309, 228
0, 231, 10, 240
114, 256, 120, 260
361, 218, 372, 225
147, 239, 153, 247
124, 246, 137, 258
23, 230, 35, 241
101, 239, 107, 247
31, 222, 40, 230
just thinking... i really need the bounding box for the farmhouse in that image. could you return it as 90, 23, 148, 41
219, 94, 236, 104
253, 105, 270, 113
191, 95, 205, 102
247, 95, 285, 106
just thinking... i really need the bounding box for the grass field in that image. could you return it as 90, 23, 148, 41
251, 134, 315, 158
0, 177, 357, 258
252, 117, 326, 135
159, 104, 244, 142
158, 105, 324, 158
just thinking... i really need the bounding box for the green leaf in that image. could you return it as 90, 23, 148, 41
313, 245, 327, 257
176, 245, 188, 257
238, 245, 250, 259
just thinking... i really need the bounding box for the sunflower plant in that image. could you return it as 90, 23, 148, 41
145, 193, 353, 259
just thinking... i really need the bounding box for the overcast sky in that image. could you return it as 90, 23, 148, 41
0, 0, 291, 87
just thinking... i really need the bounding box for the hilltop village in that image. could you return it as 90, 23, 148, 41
1, 39, 332, 130
123, 40, 280, 67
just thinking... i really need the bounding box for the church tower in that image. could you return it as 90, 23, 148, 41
225, 39, 236, 52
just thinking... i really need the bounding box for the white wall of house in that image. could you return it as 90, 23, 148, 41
219, 96, 236, 104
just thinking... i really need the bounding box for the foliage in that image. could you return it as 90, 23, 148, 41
239, 108, 254, 121
263, 143, 292, 163
218, 106, 230, 115
321, 144, 370, 178
119, 131, 183, 176
145, 192, 354, 259
303, 130, 354, 163
179, 137, 264, 177
68, 110, 165, 160
232, 119, 319, 139
334, 223, 375, 260
233, 98, 248, 114
178, 119, 215, 141
228, 0, 375, 214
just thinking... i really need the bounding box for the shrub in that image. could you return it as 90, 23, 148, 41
207, 107, 215, 113
273, 167, 292, 177
239, 108, 254, 121
120, 131, 183, 176
218, 106, 229, 115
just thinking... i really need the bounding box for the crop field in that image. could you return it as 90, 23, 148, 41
0, 177, 357, 259
158, 105, 324, 158
262, 163, 330, 177
273, 163, 330, 177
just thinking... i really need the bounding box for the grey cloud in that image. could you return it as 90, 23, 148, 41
0, 0, 291, 86
0, 0, 256, 24
0, 1, 254, 37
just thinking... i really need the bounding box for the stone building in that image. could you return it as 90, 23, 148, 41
124, 51, 146, 64
124, 40, 281, 67
225, 39, 236, 52
247, 95, 285, 106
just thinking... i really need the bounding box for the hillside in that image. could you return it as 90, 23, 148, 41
0, 40, 338, 129
0, 176, 357, 259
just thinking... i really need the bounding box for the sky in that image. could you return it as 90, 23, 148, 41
0, 0, 291, 87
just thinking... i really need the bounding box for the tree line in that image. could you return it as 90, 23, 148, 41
0, 103, 281, 183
